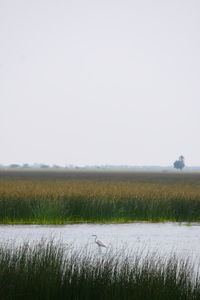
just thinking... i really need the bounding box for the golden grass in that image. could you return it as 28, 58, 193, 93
0, 170, 200, 223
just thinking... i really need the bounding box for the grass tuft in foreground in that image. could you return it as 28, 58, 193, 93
0, 241, 200, 299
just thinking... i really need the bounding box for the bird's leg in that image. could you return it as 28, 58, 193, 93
98, 246, 102, 255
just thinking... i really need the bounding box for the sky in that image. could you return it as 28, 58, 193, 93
0, 0, 200, 166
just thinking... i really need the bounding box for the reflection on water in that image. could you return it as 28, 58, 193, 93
0, 223, 200, 259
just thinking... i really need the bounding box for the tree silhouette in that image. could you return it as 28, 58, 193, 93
174, 156, 185, 171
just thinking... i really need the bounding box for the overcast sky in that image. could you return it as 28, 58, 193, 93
0, 0, 200, 166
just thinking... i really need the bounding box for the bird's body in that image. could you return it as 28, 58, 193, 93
92, 235, 107, 248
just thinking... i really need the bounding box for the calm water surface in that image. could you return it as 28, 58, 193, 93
0, 223, 200, 259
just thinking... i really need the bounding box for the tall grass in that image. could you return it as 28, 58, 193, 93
0, 170, 200, 223
0, 241, 199, 300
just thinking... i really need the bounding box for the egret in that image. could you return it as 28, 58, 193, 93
92, 235, 107, 248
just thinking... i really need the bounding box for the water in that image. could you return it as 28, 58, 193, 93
0, 223, 200, 259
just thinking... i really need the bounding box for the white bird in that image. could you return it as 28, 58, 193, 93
92, 235, 107, 248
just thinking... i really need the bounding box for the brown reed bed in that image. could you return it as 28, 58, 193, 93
0, 170, 200, 223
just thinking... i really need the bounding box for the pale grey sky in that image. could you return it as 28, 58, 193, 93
0, 0, 200, 166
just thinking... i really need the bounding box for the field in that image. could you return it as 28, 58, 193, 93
0, 240, 199, 300
1, 170, 200, 299
0, 170, 200, 223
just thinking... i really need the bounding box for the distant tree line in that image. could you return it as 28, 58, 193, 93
0, 157, 190, 171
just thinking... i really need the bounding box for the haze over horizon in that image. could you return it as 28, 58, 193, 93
1, 0, 200, 167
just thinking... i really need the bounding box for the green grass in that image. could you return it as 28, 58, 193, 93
0, 170, 200, 223
0, 240, 199, 300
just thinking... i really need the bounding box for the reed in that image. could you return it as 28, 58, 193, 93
0, 241, 199, 300
0, 170, 200, 223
